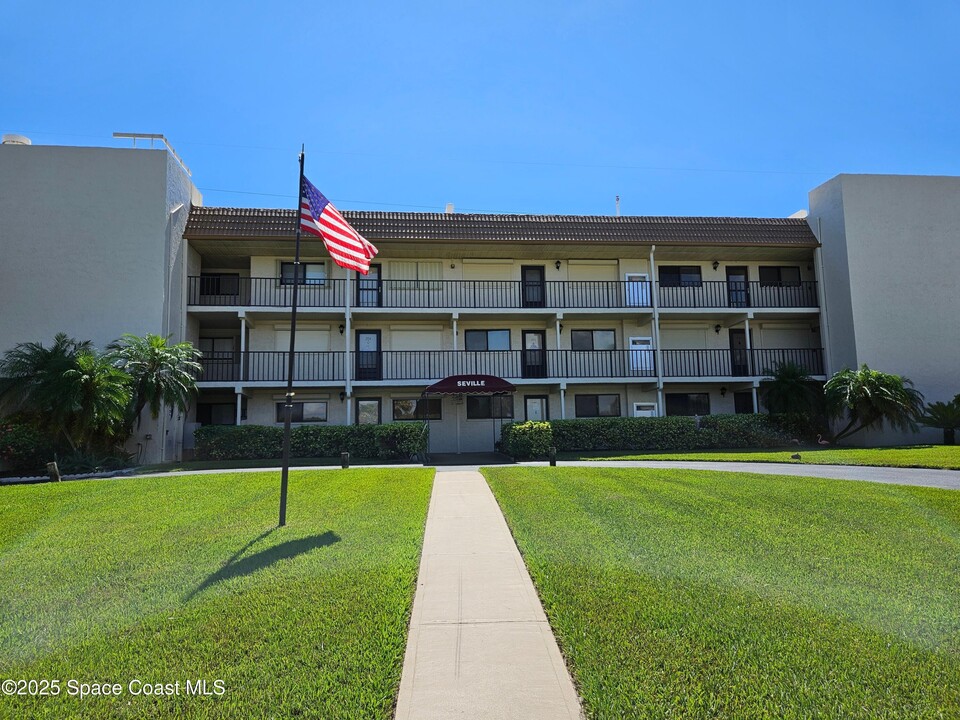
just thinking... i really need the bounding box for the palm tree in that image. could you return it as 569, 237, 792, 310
760, 361, 821, 416
61, 351, 131, 451
824, 364, 925, 443
108, 333, 202, 429
918, 394, 960, 445
0, 335, 130, 452
0, 333, 93, 447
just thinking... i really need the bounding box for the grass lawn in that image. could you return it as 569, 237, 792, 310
0, 467, 433, 719
565, 444, 960, 470
485, 466, 960, 719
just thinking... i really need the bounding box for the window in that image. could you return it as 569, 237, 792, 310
758, 266, 801, 287
665, 393, 711, 416
199, 273, 240, 296
356, 398, 381, 425
280, 262, 326, 285
393, 398, 442, 421
575, 394, 621, 417
464, 329, 511, 351
196, 403, 235, 425
275, 401, 328, 423
392, 260, 443, 289
659, 266, 702, 287
466, 395, 514, 419
734, 391, 754, 414
571, 329, 616, 351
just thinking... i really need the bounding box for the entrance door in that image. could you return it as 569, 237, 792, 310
357, 264, 382, 307
521, 266, 546, 308
625, 273, 650, 307
729, 329, 750, 376
355, 330, 382, 380
525, 395, 548, 422
726, 266, 749, 308
522, 330, 547, 378
628, 336, 654, 375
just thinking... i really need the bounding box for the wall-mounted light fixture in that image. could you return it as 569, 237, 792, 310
558, 323, 564, 334
450, 263, 456, 269
712, 261, 720, 270
720, 386, 728, 397
338, 324, 345, 335
714, 324, 722, 334
339, 391, 346, 402
555, 260, 562, 271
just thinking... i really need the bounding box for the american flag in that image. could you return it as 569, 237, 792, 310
300, 176, 378, 274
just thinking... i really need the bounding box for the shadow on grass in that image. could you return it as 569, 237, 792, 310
186, 529, 340, 601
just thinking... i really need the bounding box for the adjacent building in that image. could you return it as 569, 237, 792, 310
0, 136, 201, 463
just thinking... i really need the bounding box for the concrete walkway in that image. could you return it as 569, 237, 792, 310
394, 469, 583, 720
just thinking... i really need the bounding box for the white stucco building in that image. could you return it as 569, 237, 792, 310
0, 136, 201, 463
2, 137, 957, 458
809, 174, 960, 444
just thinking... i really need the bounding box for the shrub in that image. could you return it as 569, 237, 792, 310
0, 418, 54, 473
194, 425, 283, 461
515, 414, 792, 455
501, 422, 553, 460
194, 423, 428, 462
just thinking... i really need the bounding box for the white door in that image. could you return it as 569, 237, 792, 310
625, 273, 650, 307
633, 402, 657, 417
525, 396, 547, 422
628, 336, 654, 375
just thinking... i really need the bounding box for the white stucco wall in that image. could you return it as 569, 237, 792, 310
809, 174, 960, 444
0, 143, 201, 462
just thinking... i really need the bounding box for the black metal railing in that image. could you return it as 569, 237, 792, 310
660, 348, 823, 377
197, 351, 345, 382
187, 277, 346, 307
196, 347, 822, 383
188, 276, 819, 310
657, 281, 819, 309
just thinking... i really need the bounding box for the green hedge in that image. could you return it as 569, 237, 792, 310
194, 423, 428, 462
502, 414, 792, 459
0, 418, 54, 473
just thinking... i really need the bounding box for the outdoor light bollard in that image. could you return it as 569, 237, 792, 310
548, 447, 557, 467
46, 461, 61, 482
341, 451, 350, 469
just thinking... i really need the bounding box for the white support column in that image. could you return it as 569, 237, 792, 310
238, 312, 248, 382
813, 241, 831, 377
452, 313, 459, 351
555, 314, 563, 348
649, 245, 665, 415
559, 383, 567, 420
744, 315, 756, 413
235, 391, 243, 426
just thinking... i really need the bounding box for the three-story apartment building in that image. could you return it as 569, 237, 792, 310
183, 209, 825, 454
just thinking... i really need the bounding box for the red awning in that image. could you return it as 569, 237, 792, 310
423, 374, 516, 395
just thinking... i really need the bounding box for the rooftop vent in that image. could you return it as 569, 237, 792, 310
2, 134, 31, 145
445, 203, 455, 214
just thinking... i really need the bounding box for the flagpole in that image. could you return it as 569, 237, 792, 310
344, 267, 352, 423
279, 145, 305, 527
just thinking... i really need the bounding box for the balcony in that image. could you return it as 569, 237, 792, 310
188, 276, 818, 311
657, 281, 819, 309
196, 348, 823, 384
660, 348, 824, 377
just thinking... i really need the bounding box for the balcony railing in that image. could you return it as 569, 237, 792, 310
196, 348, 822, 383
657, 281, 819, 309
189, 276, 819, 310
660, 348, 824, 377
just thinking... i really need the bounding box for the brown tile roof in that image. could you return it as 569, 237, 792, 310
184, 206, 818, 246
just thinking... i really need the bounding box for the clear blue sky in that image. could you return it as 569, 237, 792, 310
4, 1, 959, 216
